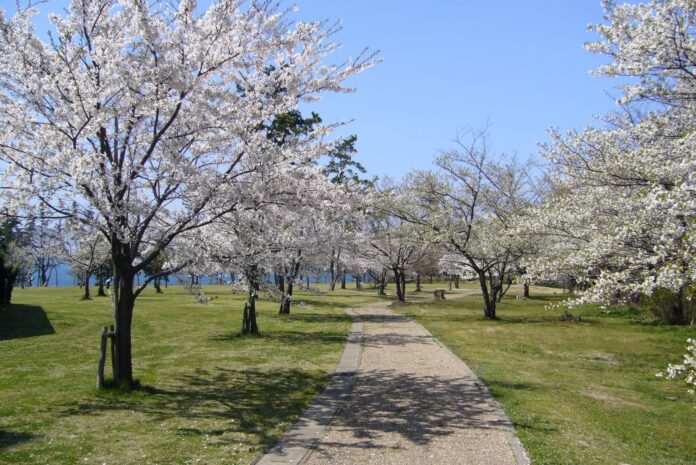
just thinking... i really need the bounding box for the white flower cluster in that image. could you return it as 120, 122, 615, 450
519, 0, 696, 323
658, 338, 696, 395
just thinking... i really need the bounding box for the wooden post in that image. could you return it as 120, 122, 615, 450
109, 325, 117, 380
97, 326, 108, 389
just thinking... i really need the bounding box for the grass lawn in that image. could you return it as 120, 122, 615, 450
0, 284, 382, 465
397, 283, 696, 465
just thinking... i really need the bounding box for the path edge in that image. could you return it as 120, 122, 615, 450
253, 307, 363, 465
408, 315, 531, 465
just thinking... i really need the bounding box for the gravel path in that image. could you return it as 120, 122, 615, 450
302, 300, 529, 465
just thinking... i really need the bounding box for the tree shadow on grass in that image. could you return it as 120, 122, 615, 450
210, 330, 347, 347
0, 304, 55, 341
0, 430, 36, 449
270, 313, 351, 324
57, 368, 328, 451
357, 313, 410, 324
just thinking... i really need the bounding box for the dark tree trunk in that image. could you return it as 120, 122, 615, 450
242, 268, 260, 334
478, 272, 497, 320
393, 268, 405, 302
453, 275, 460, 289
378, 269, 387, 295
669, 287, 687, 325
248, 292, 259, 334
341, 273, 346, 289
279, 257, 302, 315
523, 282, 530, 298
242, 292, 260, 334
112, 267, 135, 388
154, 277, 163, 294
0, 270, 18, 306
400, 272, 406, 301
329, 257, 337, 291
38, 260, 55, 287
97, 276, 106, 297
415, 273, 421, 292
83, 272, 92, 300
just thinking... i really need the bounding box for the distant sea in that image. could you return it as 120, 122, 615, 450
31, 264, 352, 288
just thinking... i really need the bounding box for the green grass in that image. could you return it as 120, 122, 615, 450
0, 284, 382, 465
397, 284, 696, 465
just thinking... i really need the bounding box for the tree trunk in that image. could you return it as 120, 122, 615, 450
477, 272, 497, 320
112, 268, 135, 388
393, 268, 405, 302
453, 275, 460, 289
242, 268, 261, 334
154, 277, 163, 294
669, 287, 687, 325
341, 272, 346, 289
403, 274, 407, 297
97, 276, 106, 297
279, 280, 293, 315
248, 291, 259, 334
83, 272, 91, 300
415, 273, 421, 292
329, 257, 336, 291
378, 269, 387, 295
523, 281, 530, 298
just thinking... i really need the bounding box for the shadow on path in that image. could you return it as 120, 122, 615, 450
0, 304, 55, 341
276, 368, 513, 452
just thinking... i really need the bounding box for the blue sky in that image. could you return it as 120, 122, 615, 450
292, 1, 623, 179
2, 0, 625, 179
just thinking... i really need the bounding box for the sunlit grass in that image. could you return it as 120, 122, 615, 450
398, 284, 696, 465
0, 284, 382, 465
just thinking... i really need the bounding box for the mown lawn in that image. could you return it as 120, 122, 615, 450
0, 284, 382, 465
398, 284, 696, 465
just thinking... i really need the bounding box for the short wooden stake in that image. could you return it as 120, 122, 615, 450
97, 326, 108, 389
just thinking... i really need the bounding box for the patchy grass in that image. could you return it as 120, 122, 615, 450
0, 284, 382, 465
397, 284, 696, 465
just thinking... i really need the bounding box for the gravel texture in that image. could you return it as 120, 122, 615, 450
303, 301, 529, 465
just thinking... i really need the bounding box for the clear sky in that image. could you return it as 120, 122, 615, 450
292, 0, 623, 179
2, 0, 625, 180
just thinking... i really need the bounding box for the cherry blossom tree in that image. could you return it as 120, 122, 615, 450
61, 218, 110, 300
0, 0, 375, 387
366, 184, 433, 303
526, 0, 696, 323
397, 130, 537, 318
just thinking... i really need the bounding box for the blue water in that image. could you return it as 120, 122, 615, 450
31, 264, 354, 288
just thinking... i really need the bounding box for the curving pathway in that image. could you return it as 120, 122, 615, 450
257, 299, 529, 465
